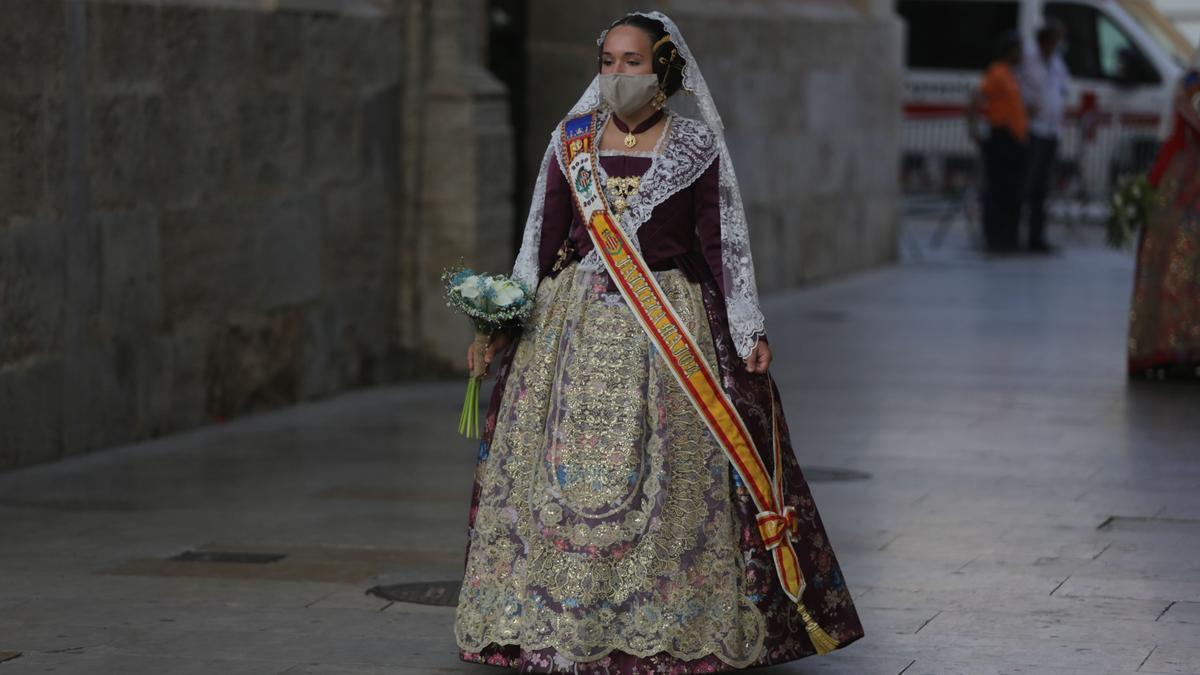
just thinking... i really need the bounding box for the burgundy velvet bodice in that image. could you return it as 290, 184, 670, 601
537, 152, 726, 293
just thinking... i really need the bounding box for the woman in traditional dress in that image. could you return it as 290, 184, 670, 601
455, 12, 863, 672
1129, 52, 1200, 380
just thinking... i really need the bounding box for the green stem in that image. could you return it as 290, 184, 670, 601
458, 376, 473, 436
464, 379, 472, 438
459, 376, 482, 439
472, 377, 480, 438
472, 377, 481, 438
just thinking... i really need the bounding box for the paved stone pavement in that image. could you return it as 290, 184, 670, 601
2, 222, 1199, 674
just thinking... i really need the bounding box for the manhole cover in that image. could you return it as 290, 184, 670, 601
805, 467, 871, 482
367, 580, 461, 607
169, 551, 287, 564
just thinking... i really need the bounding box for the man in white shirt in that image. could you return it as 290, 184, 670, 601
1019, 21, 1070, 253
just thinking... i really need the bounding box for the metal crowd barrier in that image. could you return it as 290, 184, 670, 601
901, 101, 1163, 248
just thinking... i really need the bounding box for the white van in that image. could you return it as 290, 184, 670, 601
897, 0, 1195, 198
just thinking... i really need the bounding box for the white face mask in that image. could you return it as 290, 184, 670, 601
599, 73, 660, 118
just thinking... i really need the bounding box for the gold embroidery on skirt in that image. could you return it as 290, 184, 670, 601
455, 263, 766, 667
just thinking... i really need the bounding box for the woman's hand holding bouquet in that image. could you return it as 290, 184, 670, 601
443, 267, 533, 438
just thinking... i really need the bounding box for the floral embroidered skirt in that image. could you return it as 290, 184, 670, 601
456, 262, 863, 673
1129, 145, 1200, 380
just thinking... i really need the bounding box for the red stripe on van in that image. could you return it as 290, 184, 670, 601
904, 103, 968, 117
904, 103, 1160, 128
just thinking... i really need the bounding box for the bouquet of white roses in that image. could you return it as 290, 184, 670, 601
443, 266, 534, 438
1107, 174, 1157, 249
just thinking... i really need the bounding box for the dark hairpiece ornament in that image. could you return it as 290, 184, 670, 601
654, 42, 684, 104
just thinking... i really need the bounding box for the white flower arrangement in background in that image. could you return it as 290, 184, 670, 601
1107, 174, 1157, 249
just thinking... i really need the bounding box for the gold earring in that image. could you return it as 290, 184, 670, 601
652, 86, 667, 110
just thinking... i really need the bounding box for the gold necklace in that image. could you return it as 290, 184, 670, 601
612, 111, 663, 149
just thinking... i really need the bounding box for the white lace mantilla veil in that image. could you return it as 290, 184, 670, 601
510, 10, 768, 359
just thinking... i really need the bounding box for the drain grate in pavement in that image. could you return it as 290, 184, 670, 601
169, 550, 287, 564
805, 467, 871, 482
110, 544, 454, 583
367, 580, 461, 607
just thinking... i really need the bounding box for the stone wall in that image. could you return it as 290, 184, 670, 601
1, 0, 900, 471
523, 0, 903, 290
0, 0, 512, 470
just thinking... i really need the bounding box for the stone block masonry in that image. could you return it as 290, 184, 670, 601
0, 0, 514, 470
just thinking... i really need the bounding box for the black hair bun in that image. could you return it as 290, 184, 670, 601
651, 35, 687, 97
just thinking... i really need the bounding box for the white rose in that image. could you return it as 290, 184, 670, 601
492, 280, 523, 307
454, 275, 484, 300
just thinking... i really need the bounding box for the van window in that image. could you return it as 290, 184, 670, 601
1098, 13, 1159, 83
896, 0, 1019, 71
1045, 2, 1161, 84
1098, 14, 1133, 78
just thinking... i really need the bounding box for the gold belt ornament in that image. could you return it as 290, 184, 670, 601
606, 175, 640, 215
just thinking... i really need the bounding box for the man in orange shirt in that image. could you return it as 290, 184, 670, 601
970, 32, 1028, 254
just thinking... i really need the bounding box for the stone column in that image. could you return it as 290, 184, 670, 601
405, 0, 514, 366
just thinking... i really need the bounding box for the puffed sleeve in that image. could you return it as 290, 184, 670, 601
693, 156, 725, 293
537, 159, 575, 281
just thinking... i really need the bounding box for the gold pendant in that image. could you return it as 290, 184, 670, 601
623, 131, 637, 148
